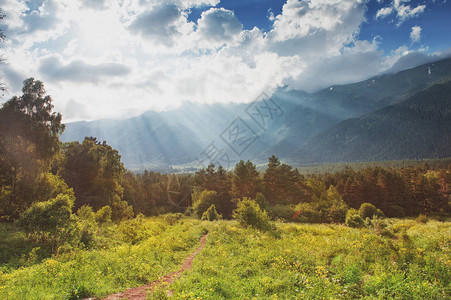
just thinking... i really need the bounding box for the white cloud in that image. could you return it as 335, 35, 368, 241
196, 8, 243, 46
0, 0, 445, 122
375, 7, 393, 19
377, 0, 426, 25
410, 25, 422, 43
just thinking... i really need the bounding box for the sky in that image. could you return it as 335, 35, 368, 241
0, 0, 450, 122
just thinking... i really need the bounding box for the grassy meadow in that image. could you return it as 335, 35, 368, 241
0, 216, 450, 299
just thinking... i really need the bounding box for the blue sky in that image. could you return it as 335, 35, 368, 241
0, 0, 450, 121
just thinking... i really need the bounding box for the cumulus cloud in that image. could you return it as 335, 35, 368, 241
197, 8, 243, 45
377, 0, 426, 25
410, 25, 422, 43
39, 56, 130, 83
0, 0, 446, 121
128, 3, 186, 46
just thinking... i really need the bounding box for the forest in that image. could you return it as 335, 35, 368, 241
1, 79, 450, 299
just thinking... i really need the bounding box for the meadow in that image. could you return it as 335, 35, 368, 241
1, 216, 450, 299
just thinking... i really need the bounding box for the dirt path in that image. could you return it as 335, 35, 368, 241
101, 234, 208, 300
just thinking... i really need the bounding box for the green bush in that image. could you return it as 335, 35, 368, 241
358, 203, 379, 219
293, 202, 322, 223
16, 194, 77, 252
201, 204, 222, 221
94, 205, 112, 224
192, 190, 220, 219
232, 198, 271, 231
76, 205, 98, 248
345, 209, 364, 228
267, 204, 296, 222
164, 213, 183, 225
416, 214, 428, 223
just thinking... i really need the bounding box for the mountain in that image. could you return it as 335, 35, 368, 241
61, 57, 451, 170
289, 78, 451, 164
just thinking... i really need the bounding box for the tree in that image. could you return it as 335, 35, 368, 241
263, 155, 300, 205
230, 160, 262, 199
0, 79, 65, 220
59, 137, 133, 220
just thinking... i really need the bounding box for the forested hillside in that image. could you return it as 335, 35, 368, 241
290, 78, 451, 163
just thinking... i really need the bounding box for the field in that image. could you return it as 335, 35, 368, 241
1, 217, 450, 299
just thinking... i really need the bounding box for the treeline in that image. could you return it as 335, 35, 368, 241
123, 157, 451, 223
1, 79, 450, 227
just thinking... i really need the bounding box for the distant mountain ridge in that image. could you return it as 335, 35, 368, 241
61, 57, 451, 170
288, 78, 451, 164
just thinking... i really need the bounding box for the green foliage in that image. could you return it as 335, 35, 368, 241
167, 219, 451, 299
0, 217, 208, 299
201, 204, 222, 221
59, 137, 132, 220
359, 203, 383, 219
233, 198, 271, 231
385, 205, 406, 218
16, 194, 77, 252
267, 204, 296, 222
416, 214, 428, 224
76, 205, 98, 248
345, 209, 364, 228
192, 190, 219, 219
95, 206, 112, 224
293, 202, 322, 223
163, 213, 183, 225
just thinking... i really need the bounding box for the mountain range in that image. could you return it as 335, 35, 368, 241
61, 57, 451, 171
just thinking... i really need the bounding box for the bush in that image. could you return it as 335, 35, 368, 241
16, 194, 77, 252
359, 203, 379, 219
94, 206, 112, 224
345, 209, 364, 228
76, 205, 98, 248
233, 198, 271, 231
201, 204, 222, 221
293, 202, 322, 223
416, 214, 428, 224
164, 213, 183, 225
267, 204, 296, 222
192, 190, 220, 219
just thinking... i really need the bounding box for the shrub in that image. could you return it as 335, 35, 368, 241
345, 209, 364, 228
118, 214, 145, 244
192, 190, 220, 219
201, 204, 222, 221
267, 204, 296, 222
233, 198, 271, 231
16, 194, 77, 252
94, 206, 112, 224
76, 205, 98, 248
293, 202, 322, 223
164, 213, 183, 225
359, 203, 379, 219
416, 214, 428, 224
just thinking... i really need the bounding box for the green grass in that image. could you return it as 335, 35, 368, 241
161, 220, 450, 299
1, 217, 450, 299
0, 217, 208, 299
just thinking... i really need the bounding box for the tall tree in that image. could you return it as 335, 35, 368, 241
0, 79, 65, 220
263, 155, 300, 205
230, 160, 262, 199
59, 137, 133, 220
